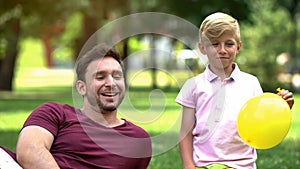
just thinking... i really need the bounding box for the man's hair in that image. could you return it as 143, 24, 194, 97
75, 43, 123, 82
199, 12, 241, 45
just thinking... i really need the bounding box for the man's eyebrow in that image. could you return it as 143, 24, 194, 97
93, 70, 123, 76
93, 71, 106, 77
113, 70, 123, 74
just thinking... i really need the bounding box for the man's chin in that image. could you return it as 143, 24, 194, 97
99, 104, 117, 112
97, 100, 121, 112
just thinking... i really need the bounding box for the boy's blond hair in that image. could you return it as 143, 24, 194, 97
199, 12, 241, 44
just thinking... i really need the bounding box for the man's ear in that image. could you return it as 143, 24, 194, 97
76, 80, 86, 96
198, 42, 207, 55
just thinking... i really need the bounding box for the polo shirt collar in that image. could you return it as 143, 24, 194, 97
205, 63, 240, 82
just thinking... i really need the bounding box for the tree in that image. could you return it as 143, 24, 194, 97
0, 1, 21, 91
237, 0, 294, 91
276, 0, 300, 73
131, 0, 251, 27
130, 0, 252, 89
73, 0, 131, 60
0, 0, 133, 91
0, 0, 82, 91
4, 0, 287, 91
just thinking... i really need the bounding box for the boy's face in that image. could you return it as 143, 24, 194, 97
199, 32, 241, 73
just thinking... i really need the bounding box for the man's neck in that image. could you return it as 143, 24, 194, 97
81, 106, 124, 127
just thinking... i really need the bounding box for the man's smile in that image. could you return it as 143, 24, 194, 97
101, 92, 118, 97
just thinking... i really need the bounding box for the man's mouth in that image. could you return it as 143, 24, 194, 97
101, 92, 118, 97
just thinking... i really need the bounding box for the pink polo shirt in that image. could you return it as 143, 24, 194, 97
176, 63, 263, 169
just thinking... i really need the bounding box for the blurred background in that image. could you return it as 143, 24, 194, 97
1, 0, 300, 168
0, 0, 300, 92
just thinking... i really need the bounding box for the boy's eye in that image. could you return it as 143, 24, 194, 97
211, 43, 219, 47
225, 42, 235, 47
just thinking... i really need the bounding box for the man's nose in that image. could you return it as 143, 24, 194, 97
105, 75, 115, 86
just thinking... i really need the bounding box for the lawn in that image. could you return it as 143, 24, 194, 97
1, 84, 299, 168
0, 62, 300, 168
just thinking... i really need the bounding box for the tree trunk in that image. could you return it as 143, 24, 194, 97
74, 13, 98, 60
0, 18, 20, 91
150, 34, 157, 89
122, 38, 129, 87
41, 34, 54, 68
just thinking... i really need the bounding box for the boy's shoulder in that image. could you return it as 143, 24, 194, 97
238, 70, 258, 80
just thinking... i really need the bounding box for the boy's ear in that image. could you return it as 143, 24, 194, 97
237, 41, 242, 53
76, 80, 86, 96
198, 42, 206, 54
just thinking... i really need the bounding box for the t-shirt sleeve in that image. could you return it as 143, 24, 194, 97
175, 78, 196, 108
23, 102, 64, 137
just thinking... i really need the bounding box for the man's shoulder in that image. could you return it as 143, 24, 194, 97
36, 102, 75, 112
31, 102, 77, 121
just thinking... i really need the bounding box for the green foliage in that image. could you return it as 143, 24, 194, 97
238, 0, 293, 91
16, 38, 44, 68
131, 0, 251, 26
52, 12, 83, 66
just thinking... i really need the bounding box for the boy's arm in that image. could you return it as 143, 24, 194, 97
179, 106, 196, 169
16, 126, 60, 169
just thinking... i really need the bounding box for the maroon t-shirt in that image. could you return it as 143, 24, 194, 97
23, 102, 152, 169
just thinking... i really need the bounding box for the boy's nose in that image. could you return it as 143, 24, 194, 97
217, 43, 226, 53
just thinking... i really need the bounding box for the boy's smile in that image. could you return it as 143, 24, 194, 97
200, 32, 241, 78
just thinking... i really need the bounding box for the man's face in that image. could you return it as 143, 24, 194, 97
84, 57, 125, 112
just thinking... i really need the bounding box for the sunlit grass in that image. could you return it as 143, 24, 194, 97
0, 87, 300, 169
1, 84, 299, 168
1, 38, 300, 168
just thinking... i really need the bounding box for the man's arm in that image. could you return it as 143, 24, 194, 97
16, 126, 60, 169
179, 106, 196, 169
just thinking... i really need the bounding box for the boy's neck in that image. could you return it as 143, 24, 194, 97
209, 63, 235, 80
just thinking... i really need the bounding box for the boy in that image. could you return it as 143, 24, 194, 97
176, 12, 294, 169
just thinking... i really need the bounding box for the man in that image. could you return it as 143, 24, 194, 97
2, 44, 152, 169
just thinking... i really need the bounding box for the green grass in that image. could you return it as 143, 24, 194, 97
2, 39, 300, 168
1, 85, 300, 168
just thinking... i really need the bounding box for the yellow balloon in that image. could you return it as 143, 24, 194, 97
237, 93, 292, 149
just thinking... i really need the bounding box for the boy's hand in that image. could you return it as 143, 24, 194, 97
277, 88, 294, 109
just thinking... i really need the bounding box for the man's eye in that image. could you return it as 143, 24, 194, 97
96, 76, 104, 80
113, 74, 123, 79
